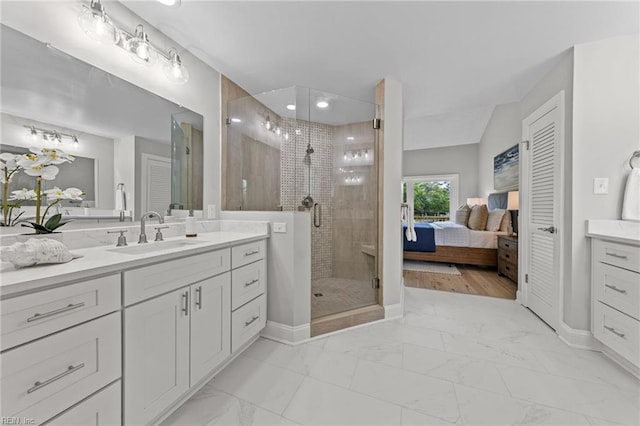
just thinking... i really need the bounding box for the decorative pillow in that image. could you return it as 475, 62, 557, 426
486, 209, 506, 231
468, 204, 489, 230
500, 210, 512, 232
454, 204, 471, 226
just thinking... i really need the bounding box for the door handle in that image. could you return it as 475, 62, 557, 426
313, 203, 321, 228
537, 226, 556, 234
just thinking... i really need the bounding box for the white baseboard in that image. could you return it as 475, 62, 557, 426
261, 321, 310, 345
384, 302, 403, 320
558, 321, 601, 351
602, 346, 640, 379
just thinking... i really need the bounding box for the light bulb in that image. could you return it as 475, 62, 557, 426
276, 127, 281, 135
316, 101, 329, 109
344, 153, 348, 160
29, 127, 38, 141
163, 49, 189, 83
72, 136, 79, 147
365, 149, 369, 158
285, 133, 289, 141
230, 118, 242, 123
126, 25, 154, 65
77, 0, 119, 44
136, 44, 150, 60
347, 136, 354, 141
286, 104, 296, 111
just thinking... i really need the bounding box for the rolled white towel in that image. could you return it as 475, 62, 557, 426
115, 188, 125, 211
622, 168, 640, 221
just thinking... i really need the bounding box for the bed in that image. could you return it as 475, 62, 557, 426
403, 193, 510, 267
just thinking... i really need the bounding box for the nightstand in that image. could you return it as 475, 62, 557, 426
497, 235, 518, 284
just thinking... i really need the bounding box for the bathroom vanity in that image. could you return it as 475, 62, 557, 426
0, 228, 268, 425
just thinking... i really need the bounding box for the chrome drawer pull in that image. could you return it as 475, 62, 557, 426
195, 286, 203, 310
244, 250, 259, 257
605, 252, 628, 260
182, 291, 189, 316
604, 325, 625, 338
605, 284, 627, 294
27, 363, 85, 394
244, 278, 259, 287
244, 315, 260, 327
27, 302, 85, 322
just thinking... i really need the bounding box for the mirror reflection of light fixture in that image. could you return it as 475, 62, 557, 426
125, 25, 154, 64
78, 0, 120, 44
78, 1, 189, 84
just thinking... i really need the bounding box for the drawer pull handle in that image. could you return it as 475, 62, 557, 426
245, 315, 260, 327
505, 254, 510, 259
504, 243, 510, 248
505, 266, 510, 271
605, 252, 628, 260
27, 302, 85, 322
244, 250, 259, 257
605, 284, 627, 294
244, 278, 259, 287
27, 363, 85, 394
182, 291, 189, 316
604, 325, 625, 338
195, 286, 203, 310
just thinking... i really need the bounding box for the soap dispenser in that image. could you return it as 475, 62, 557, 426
185, 210, 197, 237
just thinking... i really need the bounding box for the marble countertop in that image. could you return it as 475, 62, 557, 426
0, 230, 269, 299
586, 220, 640, 245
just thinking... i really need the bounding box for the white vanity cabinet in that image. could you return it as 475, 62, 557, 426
123, 249, 233, 425
589, 231, 640, 374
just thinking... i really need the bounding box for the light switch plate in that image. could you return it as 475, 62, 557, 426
593, 178, 609, 194
273, 222, 287, 233
207, 204, 217, 219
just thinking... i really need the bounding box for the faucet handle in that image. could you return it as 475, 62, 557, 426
154, 226, 169, 242
107, 229, 128, 247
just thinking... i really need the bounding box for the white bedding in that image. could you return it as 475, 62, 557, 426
430, 221, 507, 249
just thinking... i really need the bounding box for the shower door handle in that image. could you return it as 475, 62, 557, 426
313, 203, 321, 228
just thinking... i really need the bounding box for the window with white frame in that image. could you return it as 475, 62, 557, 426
402, 174, 459, 222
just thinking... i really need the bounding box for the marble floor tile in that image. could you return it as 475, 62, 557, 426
241, 338, 324, 375
366, 319, 445, 351
401, 408, 458, 425
350, 359, 460, 423
322, 328, 404, 368
499, 364, 640, 425
283, 377, 402, 426
306, 347, 359, 389
210, 355, 305, 415
161, 385, 299, 426
455, 384, 591, 425
402, 342, 511, 396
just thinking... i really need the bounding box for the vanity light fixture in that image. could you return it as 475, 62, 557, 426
347, 136, 354, 141
316, 101, 329, 109
24, 125, 79, 146
364, 148, 369, 158
78, 1, 189, 83
78, 0, 120, 44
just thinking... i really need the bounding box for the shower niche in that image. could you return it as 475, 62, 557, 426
222, 81, 380, 322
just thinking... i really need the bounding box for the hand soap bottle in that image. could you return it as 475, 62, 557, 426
185, 210, 197, 237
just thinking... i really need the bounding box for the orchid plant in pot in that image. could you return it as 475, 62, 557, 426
0, 147, 83, 234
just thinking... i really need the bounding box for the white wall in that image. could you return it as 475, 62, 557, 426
381, 77, 404, 315
0, 1, 221, 214
570, 34, 639, 330
1, 113, 115, 209
477, 102, 522, 198
404, 143, 480, 204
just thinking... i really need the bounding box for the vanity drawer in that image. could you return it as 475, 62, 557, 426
594, 239, 640, 273
232, 240, 266, 269
594, 263, 639, 320
593, 302, 639, 367
231, 294, 266, 353
0, 313, 121, 424
1, 274, 120, 351
48, 381, 121, 426
123, 248, 230, 305
232, 260, 266, 311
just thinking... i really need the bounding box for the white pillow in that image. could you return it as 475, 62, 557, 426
486, 209, 506, 231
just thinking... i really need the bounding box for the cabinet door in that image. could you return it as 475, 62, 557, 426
48, 381, 121, 426
123, 289, 190, 425
190, 273, 231, 386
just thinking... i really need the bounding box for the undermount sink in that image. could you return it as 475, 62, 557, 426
107, 239, 202, 255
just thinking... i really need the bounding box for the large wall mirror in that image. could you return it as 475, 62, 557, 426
0, 24, 203, 226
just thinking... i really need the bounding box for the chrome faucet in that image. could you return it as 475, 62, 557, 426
139, 211, 164, 243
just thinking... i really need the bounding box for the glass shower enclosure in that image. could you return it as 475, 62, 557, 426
226, 86, 379, 320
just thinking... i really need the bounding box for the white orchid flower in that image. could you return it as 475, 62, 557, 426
63, 187, 84, 200
21, 163, 60, 180
9, 188, 37, 201
0, 153, 19, 170
28, 147, 74, 165
45, 187, 84, 201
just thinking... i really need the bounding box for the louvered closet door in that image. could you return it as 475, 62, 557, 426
523, 93, 563, 331
142, 154, 171, 215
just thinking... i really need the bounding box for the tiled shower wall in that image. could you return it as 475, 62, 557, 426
281, 118, 333, 280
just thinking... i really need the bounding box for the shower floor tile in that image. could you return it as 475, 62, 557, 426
311, 277, 377, 319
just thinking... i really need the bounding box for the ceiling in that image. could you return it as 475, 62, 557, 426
122, 1, 639, 150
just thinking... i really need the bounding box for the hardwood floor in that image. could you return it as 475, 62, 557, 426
403, 265, 517, 299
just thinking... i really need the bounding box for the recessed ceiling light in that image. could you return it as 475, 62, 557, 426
316, 101, 329, 109
157, 0, 180, 5
231, 117, 242, 123
347, 136, 355, 141
286, 104, 296, 111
